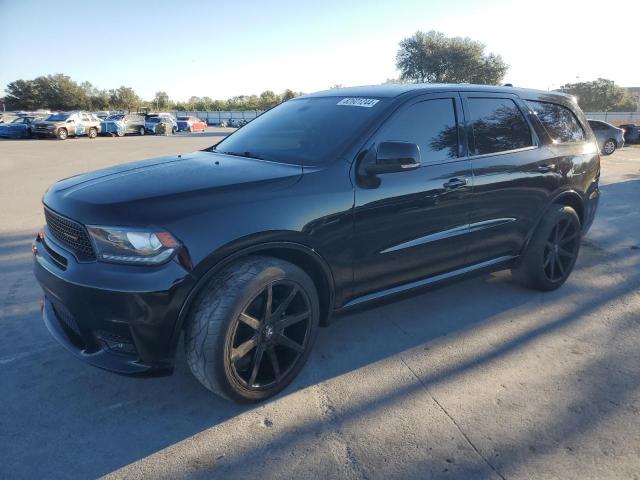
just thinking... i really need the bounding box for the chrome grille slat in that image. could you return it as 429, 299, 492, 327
44, 207, 96, 261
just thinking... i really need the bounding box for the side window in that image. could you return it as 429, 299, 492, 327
377, 98, 459, 163
527, 100, 585, 143
467, 97, 532, 155
81, 113, 90, 122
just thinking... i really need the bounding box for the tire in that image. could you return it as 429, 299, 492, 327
185, 256, 320, 402
512, 205, 581, 291
602, 139, 616, 155
56, 128, 68, 140
139, 127, 145, 136
88, 128, 98, 139
116, 129, 125, 137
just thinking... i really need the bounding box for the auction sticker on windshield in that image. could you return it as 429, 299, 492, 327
336, 98, 380, 108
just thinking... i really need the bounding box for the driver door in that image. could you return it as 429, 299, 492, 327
352, 94, 472, 300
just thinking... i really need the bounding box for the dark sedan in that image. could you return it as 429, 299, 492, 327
587, 120, 625, 155
619, 124, 640, 144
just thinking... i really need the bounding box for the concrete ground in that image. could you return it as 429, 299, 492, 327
1, 132, 639, 480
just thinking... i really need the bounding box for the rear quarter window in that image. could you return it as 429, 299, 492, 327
527, 100, 585, 143
467, 97, 533, 155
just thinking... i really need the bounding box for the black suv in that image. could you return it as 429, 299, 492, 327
33, 85, 600, 402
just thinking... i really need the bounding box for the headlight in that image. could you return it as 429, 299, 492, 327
87, 226, 181, 265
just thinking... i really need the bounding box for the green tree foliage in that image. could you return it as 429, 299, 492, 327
4, 74, 303, 112
559, 78, 638, 112
396, 30, 508, 84
109, 86, 140, 111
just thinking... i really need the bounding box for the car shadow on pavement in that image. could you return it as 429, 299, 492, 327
1, 180, 639, 479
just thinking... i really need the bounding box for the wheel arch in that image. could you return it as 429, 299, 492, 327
173, 241, 336, 349
519, 189, 585, 258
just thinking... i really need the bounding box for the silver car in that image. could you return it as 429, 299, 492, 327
587, 120, 625, 155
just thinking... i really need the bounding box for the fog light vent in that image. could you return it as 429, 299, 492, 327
94, 330, 136, 355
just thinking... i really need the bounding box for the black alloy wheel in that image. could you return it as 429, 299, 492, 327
543, 217, 580, 282
227, 280, 312, 390
512, 205, 581, 291
185, 256, 319, 402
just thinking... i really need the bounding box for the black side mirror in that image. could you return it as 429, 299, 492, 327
364, 141, 421, 175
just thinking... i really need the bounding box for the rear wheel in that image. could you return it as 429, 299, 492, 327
116, 129, 125, 137
56, 128, 68, 140
185, 256, 319, 402
512, 205, 581, 291
88, 127, 98, 139
602, 138, 616, 155
139, 127, 145, 136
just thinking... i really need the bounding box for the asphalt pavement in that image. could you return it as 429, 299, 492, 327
1, 132, 638, 479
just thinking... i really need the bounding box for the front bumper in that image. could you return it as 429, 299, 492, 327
33, 231, 196, 376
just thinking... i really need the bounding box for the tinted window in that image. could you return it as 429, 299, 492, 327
214, 96, 389, 166
527, 100, 585, 143
376, 98, 458, 163
467, 98, 532, 155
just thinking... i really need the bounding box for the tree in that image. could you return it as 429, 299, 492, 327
395, 30, 508, 85
109, 86, 140, 111
4, 79, 40, 110
559, 78, 638, 112
281, 89, 296, 101
153, 91, 169, 110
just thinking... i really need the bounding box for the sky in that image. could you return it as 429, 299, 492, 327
0, 0, 638, 102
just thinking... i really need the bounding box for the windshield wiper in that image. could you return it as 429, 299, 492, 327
219, 150, 265, 160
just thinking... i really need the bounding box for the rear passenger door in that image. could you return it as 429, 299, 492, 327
461, 93, 558, 264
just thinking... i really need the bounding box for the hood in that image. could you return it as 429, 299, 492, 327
43, 151, 303, 225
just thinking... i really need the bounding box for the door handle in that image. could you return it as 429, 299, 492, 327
537, 164, 556, 173
443, 177, 468, 190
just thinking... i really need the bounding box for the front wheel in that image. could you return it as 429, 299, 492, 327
88, 127, 98, 139
139, 127, 145, 136
602, 138, 616, 155
185, 256, 320, 402
512, 205, 581, 291
56, 128, 68, 140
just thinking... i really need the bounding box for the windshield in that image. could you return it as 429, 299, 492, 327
46, 113, 70, 121
213, 96, 387, 165
11, 117, 26, 124
147, 117, 161, 123
106, 114, 124, 121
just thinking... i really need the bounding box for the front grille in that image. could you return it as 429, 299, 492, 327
44, 207, 96, 261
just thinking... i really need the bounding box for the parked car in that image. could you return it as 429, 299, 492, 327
587, 119, 625, 155
32, 112, 102, 140
619, 123, 640, 144
34, 84, 600, 403
0, 115, 41, 139
145, 114, 177, 134
0, 114, 17, 124
176, 116, 207, 132
101, 114, 146, 137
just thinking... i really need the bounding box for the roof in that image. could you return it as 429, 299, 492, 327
303, 83, 573, 100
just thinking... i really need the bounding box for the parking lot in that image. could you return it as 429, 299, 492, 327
1, 133, 639, 479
